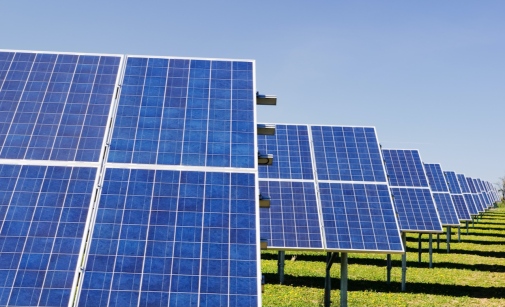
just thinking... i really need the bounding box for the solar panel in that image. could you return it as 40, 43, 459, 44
456, 174, 479, 215
257, 125, 313, 180
257, 124, 403, 253
319, 182, 402, 251
442, 171, 471, 221
382, 150, 428, 187
78, 168, 258, 307
382, 149, 442, 233
259, 180, 322, 250
443, 171, 462, 194
107, 57, 254, 168
475, 179, 491, 209
311, 126, 386, 182
0, 164, 97, 307
466, 177, 485, 212
423, 164, 459, 226
0, 50, 121, 162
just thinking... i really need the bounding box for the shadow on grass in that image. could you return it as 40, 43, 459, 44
261, 253, 505, 272
263, 273, 505, 298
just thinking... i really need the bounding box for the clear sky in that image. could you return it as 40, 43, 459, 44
1, 1, 504, 185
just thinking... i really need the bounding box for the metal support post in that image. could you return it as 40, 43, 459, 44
401, 233, 407, 292
437, 234, 440, 250
466, 221, 469, 234
386, 254, 392, 285
458, 226, 461, 242
278, 251, 285, 284
472, 216, 474, 227
446, 226, 451, 253
324, 252, 338, 307
341, 253, 348, 307
418, 233, 422, 263
429, 234, 433, 269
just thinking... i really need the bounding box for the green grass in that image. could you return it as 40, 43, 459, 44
261, 203, 505, 306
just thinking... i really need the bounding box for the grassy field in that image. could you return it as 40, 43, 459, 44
261, 203, 505, 307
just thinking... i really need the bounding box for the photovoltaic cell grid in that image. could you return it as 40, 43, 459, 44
423, 164, 449, 192
456, 174, 479, 216
0, 51, 120, 162
0, 164, 96, 307
423, 164, 459, 226
78, 169, 258, 307
319, 183, 403, 251
443, 171, 471, 221
382, 149, 442, 233
311, 126, 387, 182
259, 180, 322, 249
476, 179, 491, 209
382, 150, 428, 187
444, 171, 462, 194
466, 178, 485, 212
258, 124, 403, 253
108, 57, 255, 169
257, 124, 313, 180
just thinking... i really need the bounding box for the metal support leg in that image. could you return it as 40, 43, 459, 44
466, 221, 469, 234
446, 226, 451, 253
472, 216, 474, 227
458, 226, 461, 242
341, 253, 348, 307
437, 234, 440, 250
324, 252, 338, 307
386, 254, 392, 285
278, 251, 285, 284
418, 233, 422, 263
429, 234, 433, 269
401, 233, 407, 292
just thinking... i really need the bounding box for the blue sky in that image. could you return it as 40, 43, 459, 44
1, 1, 504, 185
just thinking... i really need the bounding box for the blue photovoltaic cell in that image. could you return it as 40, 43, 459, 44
432, 193, 460, 226
475, 179, 491, 209
382, 150, 428, 187
319, 183, 403, 251
108, 57, 255, 169
0, 164, 96, 307
463, 194, 479, 216
259, 180, 322, 249
257, 124, 313, 180
443, 171, 471, 221
0, 51, 120, 162
423, 164, 459, 225
390, 187, 443, 232
311, 126, 386, 182
457, 174, 471, 193
424, 164, 449, 192
450, 195, 471, 221
466, 178, 485, 212
78, 168, 258, 307
444, 171, 462, 194
382, 150, 442, 232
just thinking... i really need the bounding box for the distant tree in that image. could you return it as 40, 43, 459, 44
498, 177, 505, 201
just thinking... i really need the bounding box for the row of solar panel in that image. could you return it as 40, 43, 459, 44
0, 50, 500, 307
258, 124, 499, 251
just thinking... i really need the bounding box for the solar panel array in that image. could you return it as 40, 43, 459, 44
423, 163, 459, 226
258, 124, 404, 253
382, 150, 442, 233
0, 50, 261, 307
443, 171, 472, 221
